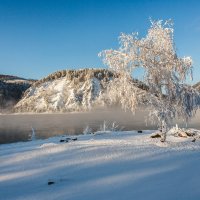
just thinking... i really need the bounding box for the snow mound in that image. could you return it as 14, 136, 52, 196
151, 127, 200, 150
39, 143, 58, 148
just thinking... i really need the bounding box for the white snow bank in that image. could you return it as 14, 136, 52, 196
0, 130, 200, 200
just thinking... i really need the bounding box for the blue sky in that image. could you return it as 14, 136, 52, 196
0, 0, 200, 83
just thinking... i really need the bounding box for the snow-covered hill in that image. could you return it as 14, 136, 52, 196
0, 75, 36, 112
14, 69, 114, 112
194, 82, 200, 91
14, 69, 148, 113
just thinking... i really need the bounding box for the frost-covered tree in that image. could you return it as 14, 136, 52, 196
99, 19, 200, 141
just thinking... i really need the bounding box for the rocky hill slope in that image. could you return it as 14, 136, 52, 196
14, 69, 147, 113
194, 82, 200, 91
0, 75, 36, 112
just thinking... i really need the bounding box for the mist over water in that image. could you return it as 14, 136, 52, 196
0, 107, 200, 144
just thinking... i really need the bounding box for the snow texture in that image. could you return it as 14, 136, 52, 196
1, 130, 200, 200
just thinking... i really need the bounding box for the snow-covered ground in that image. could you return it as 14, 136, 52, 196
1, 130, 200, 200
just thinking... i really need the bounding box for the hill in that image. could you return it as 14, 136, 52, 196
0, 74, 36, 112
14, 69, 147, 113
193, 81, 200, 91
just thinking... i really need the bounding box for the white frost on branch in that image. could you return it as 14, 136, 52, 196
99, 19, 200, 141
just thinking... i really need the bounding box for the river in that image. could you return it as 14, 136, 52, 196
0, 108, 199, 144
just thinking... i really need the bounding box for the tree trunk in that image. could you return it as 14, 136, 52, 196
160, 120, 167, 142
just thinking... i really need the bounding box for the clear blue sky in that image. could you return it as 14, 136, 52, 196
0, 0, 200, 83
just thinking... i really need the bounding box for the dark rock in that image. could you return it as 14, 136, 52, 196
48, 181, 55, 185
60, 137, 78, 142
160, 138, 165, 142
151, 133, 161, 138
185, 131, 196, 137
192, 138, 196, 142
138, 130, 143, 133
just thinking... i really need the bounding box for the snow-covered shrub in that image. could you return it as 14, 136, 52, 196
98, 121, 123, 132
83, 126, 93, 135
29, 127, 36, 141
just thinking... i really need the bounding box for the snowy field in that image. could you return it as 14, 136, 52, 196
1, 130, 200, 200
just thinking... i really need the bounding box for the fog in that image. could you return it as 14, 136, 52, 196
0, 107, 200, 144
